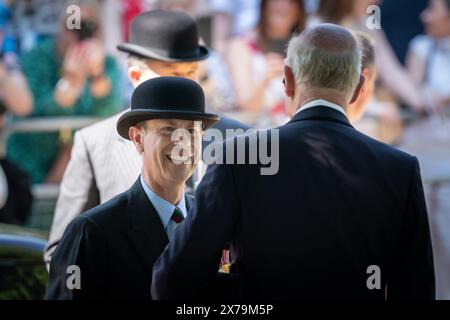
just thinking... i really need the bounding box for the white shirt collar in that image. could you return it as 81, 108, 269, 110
295, 99, 346, 116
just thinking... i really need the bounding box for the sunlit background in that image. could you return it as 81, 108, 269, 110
0, 0, 449, 299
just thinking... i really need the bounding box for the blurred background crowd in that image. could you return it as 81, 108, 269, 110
0, 0, 449, 299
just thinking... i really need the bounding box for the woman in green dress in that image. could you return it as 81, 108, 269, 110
7, 1, 122, 184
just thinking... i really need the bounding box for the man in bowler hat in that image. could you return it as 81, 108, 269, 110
44, 10, 249, 268
46, 77, 219, 299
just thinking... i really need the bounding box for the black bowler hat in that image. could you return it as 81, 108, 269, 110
117, 10, 209, 62
117, 77, 220, 140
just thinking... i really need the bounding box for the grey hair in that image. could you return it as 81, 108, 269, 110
284, 28, 362, 100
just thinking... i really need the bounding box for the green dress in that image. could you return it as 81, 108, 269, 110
7, 40, 122, 183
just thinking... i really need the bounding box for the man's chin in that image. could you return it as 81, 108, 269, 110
164, 166, 195, 183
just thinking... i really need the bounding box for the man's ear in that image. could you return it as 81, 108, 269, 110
128, 66, 142, 84
129, 126, 144, 154
284, 66, 296, 99
350, 74, 366, 104
354, 68, 370, 99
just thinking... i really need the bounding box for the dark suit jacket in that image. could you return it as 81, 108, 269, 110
152, 106, 435, 300
45, 178, 193, 299
45, 113, 250, 267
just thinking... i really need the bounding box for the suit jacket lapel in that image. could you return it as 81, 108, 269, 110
123, 179, 169, 272
185, 194, 195, 213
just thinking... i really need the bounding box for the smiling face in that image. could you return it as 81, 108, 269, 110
129, 119, 203, 188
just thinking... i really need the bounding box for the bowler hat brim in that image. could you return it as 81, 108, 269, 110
117, 109, 220, 140
117, 43, 210, 62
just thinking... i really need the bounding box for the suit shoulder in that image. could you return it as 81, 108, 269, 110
212, 115, 252, 132
79, 191, 129, 229
281, 121, 417, 169
358, 130, 415, 162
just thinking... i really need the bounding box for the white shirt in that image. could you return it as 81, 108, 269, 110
296, 99, 347, 116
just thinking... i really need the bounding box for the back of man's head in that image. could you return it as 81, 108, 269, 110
285, 23, 362, 102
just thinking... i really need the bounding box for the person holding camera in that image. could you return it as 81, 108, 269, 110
6, 0, 122, 184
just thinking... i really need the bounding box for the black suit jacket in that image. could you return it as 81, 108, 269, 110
152, 106, 435, 300
45, 178, 193, 299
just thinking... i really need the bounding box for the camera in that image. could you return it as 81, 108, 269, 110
75, 20, 98, 41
